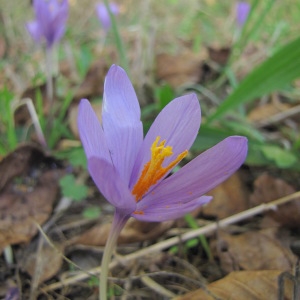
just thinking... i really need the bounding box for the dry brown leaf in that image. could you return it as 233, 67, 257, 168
250, 173, 300, 227
74, 59, 109, 100
68, 102, 102, 139
174, 270, 293, 300
20, 242, 65, 284
72, 218, 174, 246
247, 101, 292, 123
201, 173, 249, 219
0, 36, 6, 59
214, 228, 296, 274
0, 144, 43, 190
207, 46, 231, 65
156, 51, 207, 87
0, 145, 63, 251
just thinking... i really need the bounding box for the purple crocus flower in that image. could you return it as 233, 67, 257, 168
236, 1, 251, 27
78, 65, 248, 223
26, 0, 69, 48
78, 65, 247, 299
96, 2, 119, 32
5, 287, 19, 300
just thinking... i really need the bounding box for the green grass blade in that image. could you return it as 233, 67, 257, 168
208, 36, 300, 122
103, 0, 129, 73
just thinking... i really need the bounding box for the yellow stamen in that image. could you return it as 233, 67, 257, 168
132, 136, 188, 202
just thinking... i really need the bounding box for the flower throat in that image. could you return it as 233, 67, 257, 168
132, 136, 188, 202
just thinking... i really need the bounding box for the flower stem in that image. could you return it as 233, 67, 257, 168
103, 0, 129, 74
45, 46, 54, 104
99, 210, 129, 300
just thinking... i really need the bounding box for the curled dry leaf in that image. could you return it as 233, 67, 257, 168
213, 228, 296, 274
0, 144, 64, 251
250, 173, 300, 227
71, 218, 174, 246
20, 242, 65, 284
174, 270, 293, 300
201, 173, 249, 219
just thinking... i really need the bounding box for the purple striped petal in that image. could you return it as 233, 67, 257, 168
136, 136, 247, 211
88, 158, 136, 213
133, 196, 212, 222
130, 93, 200, 188
78, 99, 111, 163
102, 65, 143, 184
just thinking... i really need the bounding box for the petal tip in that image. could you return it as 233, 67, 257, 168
227, 135, 248, 148
224, 135, 248, 163
78, 98, 91, 114
107, 64, 124, 77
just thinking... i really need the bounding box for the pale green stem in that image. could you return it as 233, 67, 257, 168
99, 210, 129, 300
18, 98, 48, 149
103, 0, 129, 74
45, 46, 54, 104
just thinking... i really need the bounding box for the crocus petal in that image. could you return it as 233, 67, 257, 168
130, 93, 200, 188
102, 65, 143, 184
49, 10, 68, 45
133, 196, 212, 222
96, 3, 119, 31
49, 0, 68, 46
34, 0, 50, 36
33, 0, 48, 20
109, 3, 119, 15
30, 0, 68, 48
138, 136, 247, 209
26, 21, 42, 43
78, 99, 111, 163
236, 1, 250, 27
88, 157, 136, 214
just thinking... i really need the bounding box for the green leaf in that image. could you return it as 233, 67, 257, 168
192, 124, 241, 151
59, 174, 88, 201
0, 87, 17, 151
209, 36, 300, 121
87, 276, 99, 287
155, 84, 175, 110
192, 125, 300, 170
184, 214, 212, 260
260, 145, 298, 168
55, 147, 87, 168
82, 206, 101, 219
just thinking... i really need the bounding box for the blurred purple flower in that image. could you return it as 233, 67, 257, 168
5, 287, 19, 300
236, 1, 251, 27
96, 2, 119, 32
26, 0, 69, 48
78, 65, 248, 225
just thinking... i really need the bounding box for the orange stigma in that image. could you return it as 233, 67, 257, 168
132, 136, 188, 202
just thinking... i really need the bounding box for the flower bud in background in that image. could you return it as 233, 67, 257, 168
26, 0, 69, 49
236, 1, 251, 28
96, 2, 119, 32
5, 287, 19, 300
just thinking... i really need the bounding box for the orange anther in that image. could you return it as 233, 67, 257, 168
132, 136, 187, 202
